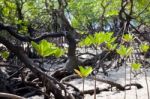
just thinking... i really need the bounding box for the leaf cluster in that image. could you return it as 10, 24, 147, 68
79, 32, 116, 47
0, 50, 9, 60
74, 66, 93, 78
31, 40, 64, 58
116, 45, 133, 57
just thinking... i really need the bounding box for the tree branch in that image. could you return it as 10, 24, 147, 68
0, 23, 65, 42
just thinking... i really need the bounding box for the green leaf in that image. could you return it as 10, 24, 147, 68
94, 32, 105, 45
39, 40, 49, 56
106, 43, 117, 51
106, 10, 118, 17
131, 63, 141, 70
108, 37, 116, 43
0, 51, 9, 60
71, 17, 79, 28
88, 35, 95, 45
83, 66, 93, 77
105, 32, 116, 43
79, 35, 93, 47
54, 48, 64, 57
79, 32, 115, 47
116, 45, 133, 57
31, 41, 40, 55
43, 48, 56, 57
116, 45, 127, 56
78, 66, 93, 78
31, 40, 64, 57
18, 26, 28, 33
139, 43, 149, 53
2, 7, 10, 16
123, 34, 134, 42
79, 66, 85, 74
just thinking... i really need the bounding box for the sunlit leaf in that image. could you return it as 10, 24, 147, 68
75, 66, 93, 78
79, 35, 93, 47
139, 43, 149, 53
54, 48, 64, 57
79, 32, 115, 47
106, 10, 118, 17
131, 62, 141, 70
106, 43, 117, 51
123, 34, 134, 42
2, 7, 10, 16
31, 40, 64, 58
83, 67, 93, 77
116, 45, 133, 57
116, 45, 127, 56
31, 41, 40, 54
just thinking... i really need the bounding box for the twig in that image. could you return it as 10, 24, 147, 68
7, 67, 25, 80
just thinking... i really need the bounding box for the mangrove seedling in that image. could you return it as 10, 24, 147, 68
74, 66, 93, 99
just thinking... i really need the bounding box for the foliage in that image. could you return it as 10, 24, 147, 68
79, 35, 93, 47
116, 45, 133, 57
0, 51, 9, 60
131, 62, 142, 71
74, 66, 93, 78
31, 40, 64, 58
123, 34, 134, 42
79, 32, 116, 47
68, 0, 122, 31
139, 43, 149, 53
106, 43, 118, 51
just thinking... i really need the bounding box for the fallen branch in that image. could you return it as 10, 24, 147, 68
61, 74, 125, 90
0, 92, 25, 99
61, 74, 143, 92
82, 88, 109, 95
89, 76, 125, 90
124, 83, 143, 89
0, 22, 65, 42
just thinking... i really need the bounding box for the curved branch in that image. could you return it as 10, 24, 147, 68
61, 74, 125, 90
0, 92, 25, 99
0, 23, 65, 42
